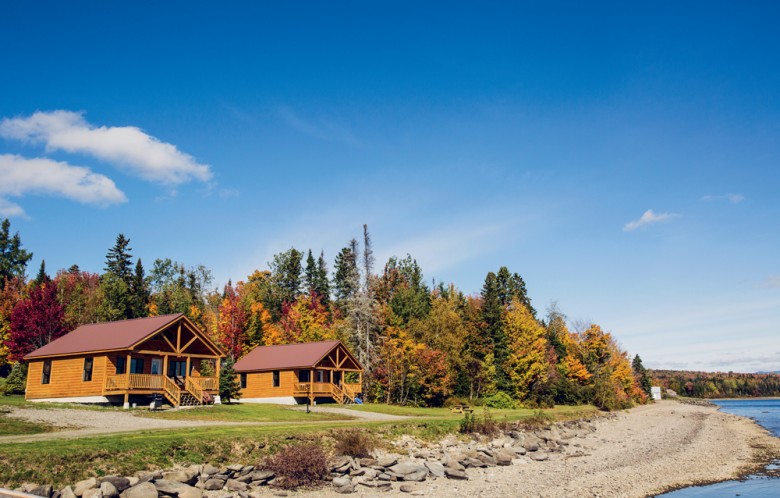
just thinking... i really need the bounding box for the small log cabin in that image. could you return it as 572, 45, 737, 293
24, 314, 223, 408
234, 340, 363, 405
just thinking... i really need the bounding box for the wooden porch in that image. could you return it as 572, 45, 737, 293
103, 373, 218, 407
293, 381, 361, 404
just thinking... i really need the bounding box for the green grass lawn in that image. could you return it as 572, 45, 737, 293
139, 402, 352, 422
0, 396, 57, 436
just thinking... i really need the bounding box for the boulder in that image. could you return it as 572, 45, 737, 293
225, 480, 248, 492
388, 462, 427, 477
358, 458, 377, 467
99, 477, 130, 493
332, 477, 354, 494
126, 479, 139, 489
74, 478, 97, 497
495, 450, 513, 466
154, 480, 202, 498
476, 454, 497, 467
444, 468, 468, 480
98, 483, 118, 498
227, 464, 244, 473
330, 456, 352, 473
402, 470, 427, 482
201, 464, 219, 477
202, 478, 225, 491
119, 483, 157, 498
529, 452, 549, 462
82, 489, 102, 498
234, 475, 252, 484
60, 487, 77, 498
399, 484, 422, 494
358, 481, 392, 491
250, 470, 274, 483
424, 461, 445, 478
161, 471, 192, 484
30, 485, 53, 498
376, 455, 398, 468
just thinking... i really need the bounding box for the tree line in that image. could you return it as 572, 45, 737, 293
0, 219, 652, 409
652, 370, 780, 398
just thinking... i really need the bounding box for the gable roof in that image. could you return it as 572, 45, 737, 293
234, 340, 361, 372
24, 314, 214, 359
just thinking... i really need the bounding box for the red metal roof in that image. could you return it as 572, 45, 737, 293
24, 314, 184, 359
234, 340, 357, 372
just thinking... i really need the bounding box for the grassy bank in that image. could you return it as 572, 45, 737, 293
0, 403, 597, 488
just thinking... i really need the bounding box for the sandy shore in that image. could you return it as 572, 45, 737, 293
308, 400, 780, 498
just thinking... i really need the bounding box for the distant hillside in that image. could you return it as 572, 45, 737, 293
650, 370, 780, 398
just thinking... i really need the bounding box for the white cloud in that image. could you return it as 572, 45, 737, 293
761, 275, 780, 289
623, 209, 679, 231
701, 193, 744, 204
0, 154, 126, 215
277, 105, 359, 145
0, 110, 212, 185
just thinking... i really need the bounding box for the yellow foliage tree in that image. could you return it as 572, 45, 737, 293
502, 298, 549, 400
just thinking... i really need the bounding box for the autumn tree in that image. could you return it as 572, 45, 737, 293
502, 298, 550, 403
55, 269, 101, 327
0, 218, 33, 288
8, 283, 70, 361
216, 281, 247, 359
0, 276, 25, 367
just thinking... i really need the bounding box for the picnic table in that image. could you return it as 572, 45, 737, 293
450, 404, 474, 414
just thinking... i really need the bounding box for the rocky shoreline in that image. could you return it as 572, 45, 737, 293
6, 401, 780, 498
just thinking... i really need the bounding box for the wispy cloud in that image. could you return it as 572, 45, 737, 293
277, 105, 359, 145
701, 193, 744, 204
0, 154, 127, 216
623, 209, 679, 231
0, 110, 212, 185
761, 275, 780, 289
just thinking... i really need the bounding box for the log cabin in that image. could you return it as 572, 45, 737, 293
24, 313, 223, 408
234, 340, 363, 405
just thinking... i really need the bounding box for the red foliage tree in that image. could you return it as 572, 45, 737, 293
8, 283, 70, 361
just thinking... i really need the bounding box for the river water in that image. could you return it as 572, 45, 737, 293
659, 398, 780, 497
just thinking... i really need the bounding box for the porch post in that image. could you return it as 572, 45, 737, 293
185, 356, 191, 379
163, 355, 169, 379
214, 357, 222, 404
329, 370, 333, 384
309, 368, 314, 405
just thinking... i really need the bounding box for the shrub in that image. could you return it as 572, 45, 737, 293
517, 409, 553, 429
333, 428, 376, 458
459, 407, 506, 436
1, 363, 27, 395
443, 396, 466, 408
483, 391, 515, 409
263, 442, 329, 489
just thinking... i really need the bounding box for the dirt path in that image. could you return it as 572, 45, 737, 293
0, 404, 410, 443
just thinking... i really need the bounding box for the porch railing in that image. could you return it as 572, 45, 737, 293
190, 376, 218, 391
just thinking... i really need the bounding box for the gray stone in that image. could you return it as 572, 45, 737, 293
402, 470, 427, 482
358, 458, 377, 467
227, 464, 244, 473
98, 483, 118, 498
389, 462, 427, 476
234, 475, 252, 484
99, 477, 130, 492
162, 471, 192, 484
74, 478, 97, 497
60, 487, 77, 498
201, 464, 219, 477
423, 461, 445, 478
119, 483, 158, 498
399, 484, 421, 494
476, 454, 497, 467
330, 455, 352, 473
126, 479, 139, 488
524, 442, 539, 452
495, 450, 513, 466
203, 478, 225, 491
529, 452, 549, 461
225, 480, 247, 492
332, 477, 354, 494
82, 489, 102, 498
361, 468, 379, 480
31, 485, 53, 498
444, 468, 468, 480
154, 480, 202, 498
464, 457, 487, 468
250, 470, 274, 483
376, 455, 398, 468
358, 481, 392, 491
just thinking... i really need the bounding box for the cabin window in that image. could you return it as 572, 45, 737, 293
272, 370, 280, 387
41, 360, 52, 384
83, 357, 94, 382
298, 370, 310, 382
130, 358, 145, 374
316, 370, 325, 383
240, 373, 247, 389
116, 357, 127, 374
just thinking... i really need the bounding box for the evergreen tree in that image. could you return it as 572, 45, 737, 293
333, 243, 359, 305
34, 260, 50, 286
219, 356, 242, 403
130, 259, 149, 318
315, 251, 330, 306
1, 362, 27, 395
97, 273, 131, 322
481, 271, 508, 392
304, 250, 318, 294
496, 266, 536, 317
0, 218, 33, 289
270, 248, 303, 305
104, 234, 134, 284
632, 354, 653, 398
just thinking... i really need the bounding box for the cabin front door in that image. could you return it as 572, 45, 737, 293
168, 360, 187, 379
151, 358, 162, 375
333, 371, 342, 386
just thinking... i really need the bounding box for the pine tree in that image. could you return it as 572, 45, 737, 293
315, 251, 330, 306
632, 354, 652, 397
304, 250, 318, 294
481, 271, 508, 392
104, 234, 134, 284
270, 248, 303, 305
333, 244, 359, 305
34, 260, 50, 286
130, 259, 149, 318
219, 356, 242, 403
0, 218, 33, 289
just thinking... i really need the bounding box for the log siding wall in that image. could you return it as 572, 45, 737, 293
25, 355, 108, 400
240, 370, 297, 398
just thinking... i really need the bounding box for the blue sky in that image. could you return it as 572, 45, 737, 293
1, 2, 778, 372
